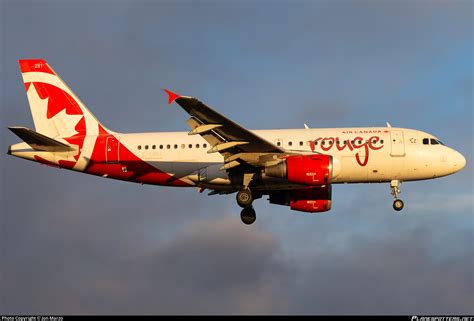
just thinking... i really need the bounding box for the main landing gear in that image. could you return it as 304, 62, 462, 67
237, 188, 256, 225
390, 180, 404, 212
237, 188, 253, 208
240, 206, 256, 225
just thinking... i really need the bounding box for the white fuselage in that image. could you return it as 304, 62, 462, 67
114, 127, 466, 185
10, 126, 466, 189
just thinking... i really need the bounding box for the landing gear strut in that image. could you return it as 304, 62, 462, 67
390, 180, 404, 211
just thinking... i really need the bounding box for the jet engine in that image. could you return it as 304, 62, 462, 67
265, 154, 336, 186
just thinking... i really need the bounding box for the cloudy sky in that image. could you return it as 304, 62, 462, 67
1, 0, 472, 315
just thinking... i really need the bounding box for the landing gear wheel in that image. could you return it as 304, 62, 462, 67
236, 189, 253, 208
390, 180, 404, 212
240, 207, 256, 225
393, 199, 404, 211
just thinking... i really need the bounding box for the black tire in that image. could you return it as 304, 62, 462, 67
393, 199, 404, 211
236, 189, 253, 208
241, 207, 256, 225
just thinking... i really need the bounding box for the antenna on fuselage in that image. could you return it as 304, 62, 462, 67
304, 123, 310, 129
386, 122, 392, 128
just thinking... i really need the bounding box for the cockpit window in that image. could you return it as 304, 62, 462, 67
423, 138, 445, 146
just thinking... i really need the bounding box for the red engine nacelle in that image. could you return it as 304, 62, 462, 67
265, 154, 332, 186
269, 185, 332, 213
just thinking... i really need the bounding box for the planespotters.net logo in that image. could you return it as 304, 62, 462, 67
412, 317, 473, 321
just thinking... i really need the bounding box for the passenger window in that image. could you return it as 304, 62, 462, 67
145, 145, 149, 150
288, 141, 292, 146
138, 145, 142, 150
152, 145, 156, 150
181, 144, 185, 149
159, 145, 163, 149
277, 142, 281, 146
196, 144, 200, 148
174, 144, 178, 149
430, 139, 439, 145
423, 138, 429, 145
299, 141, 303, 146
167, 144, 170, 149
203, 143, 207, 148
322, 141, 325, 146
314, 141, 318, 146
380, 140, 384, 144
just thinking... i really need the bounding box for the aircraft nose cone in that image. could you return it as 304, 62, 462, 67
452, 150, 466, 172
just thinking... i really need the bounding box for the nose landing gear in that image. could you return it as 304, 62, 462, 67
393, 199, 404, 211
390, 180, 404, 211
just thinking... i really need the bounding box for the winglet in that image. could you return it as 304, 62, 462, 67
163, 89, 181, 104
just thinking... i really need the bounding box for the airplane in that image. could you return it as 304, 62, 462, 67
7, 59, 466, 225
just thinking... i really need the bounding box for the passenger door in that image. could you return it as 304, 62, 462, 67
390, 130, 405, 156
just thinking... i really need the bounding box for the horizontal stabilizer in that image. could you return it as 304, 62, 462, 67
8, 126, 75, 152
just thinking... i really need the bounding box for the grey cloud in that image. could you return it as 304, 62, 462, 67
3, 203, 472, 314
286, 232, 473, 315
142, 218, 290, 314
2, 215, 290, 314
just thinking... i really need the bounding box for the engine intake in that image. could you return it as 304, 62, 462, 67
265, 154, 333, 186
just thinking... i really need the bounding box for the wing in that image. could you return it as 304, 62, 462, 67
165, 89, 285, 169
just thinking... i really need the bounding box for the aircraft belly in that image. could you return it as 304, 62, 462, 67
367, 152, 395, 182
145, 161, 216, 177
